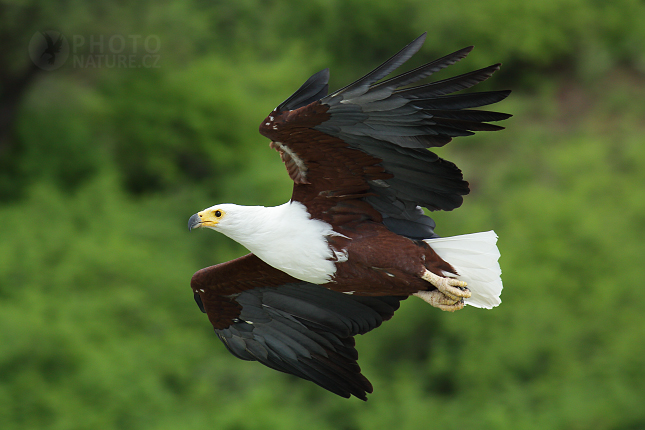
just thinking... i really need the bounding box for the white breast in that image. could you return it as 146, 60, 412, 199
213, 202, 345, 284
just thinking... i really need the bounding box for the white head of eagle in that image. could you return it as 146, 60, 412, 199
188, 201, 347, 284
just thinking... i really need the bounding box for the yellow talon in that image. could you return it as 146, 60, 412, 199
413, 290, 465, 312
421, 270, 471, 299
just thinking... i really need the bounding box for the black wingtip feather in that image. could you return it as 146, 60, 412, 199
370, 45, 475, 93
395, 63, 502, 99
410, 90, 511, 110
277, 68, 330, 112
328, 32, 428, 100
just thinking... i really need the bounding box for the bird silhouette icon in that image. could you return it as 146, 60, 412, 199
40, 32, 64, 65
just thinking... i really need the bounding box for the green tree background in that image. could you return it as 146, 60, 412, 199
1, 1, 644, 429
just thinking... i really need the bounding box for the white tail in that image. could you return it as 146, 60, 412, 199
424, 230, 502, 309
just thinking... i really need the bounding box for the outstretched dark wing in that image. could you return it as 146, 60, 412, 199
191, 254, 405, 400
259, 33, 510, 239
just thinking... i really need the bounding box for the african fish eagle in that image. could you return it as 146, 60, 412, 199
188, 33, 510, 400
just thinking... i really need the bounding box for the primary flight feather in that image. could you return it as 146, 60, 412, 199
188, 33, 510, 400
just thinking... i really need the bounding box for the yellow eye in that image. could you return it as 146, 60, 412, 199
214, 210, 222, 218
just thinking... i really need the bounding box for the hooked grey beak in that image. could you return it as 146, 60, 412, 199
188, 213, 202, 231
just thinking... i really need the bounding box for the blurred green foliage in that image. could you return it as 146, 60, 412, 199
1, 1, 645, 429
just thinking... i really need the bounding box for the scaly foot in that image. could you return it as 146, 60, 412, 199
421, 269, 471, 301
414, 290, 464, 312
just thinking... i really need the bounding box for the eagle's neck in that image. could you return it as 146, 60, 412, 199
219, 202, 345, 284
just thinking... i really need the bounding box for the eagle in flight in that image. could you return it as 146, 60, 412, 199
188, 33, 510, 400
